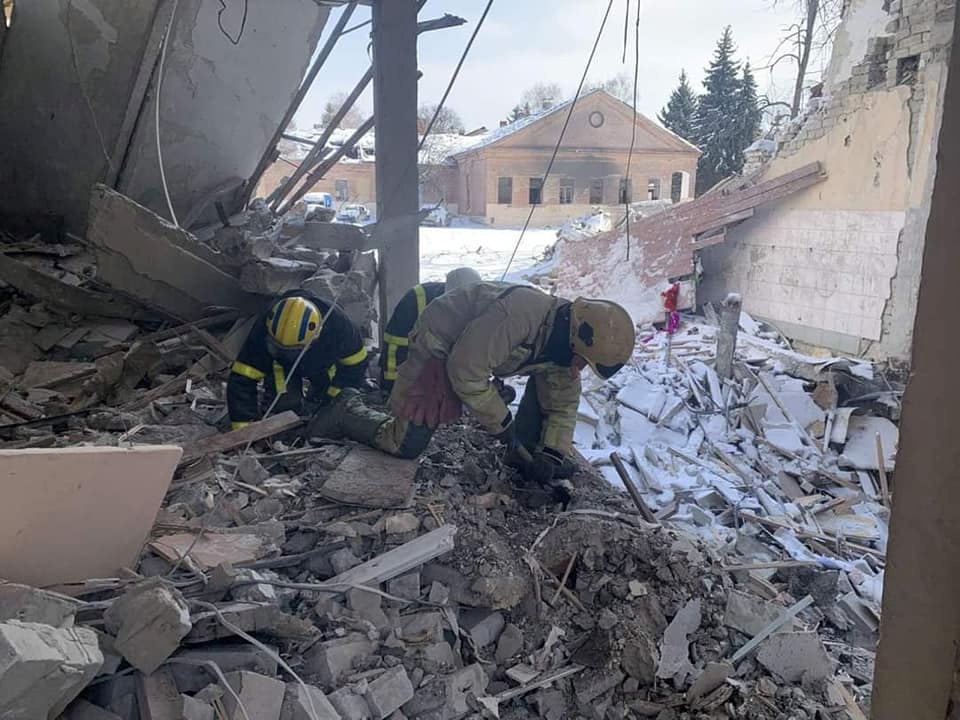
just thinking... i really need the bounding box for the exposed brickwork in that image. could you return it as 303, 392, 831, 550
777, 0, 955, 160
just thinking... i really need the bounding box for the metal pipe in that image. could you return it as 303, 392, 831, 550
269, 67, 373, 212
244, 1, 359, 206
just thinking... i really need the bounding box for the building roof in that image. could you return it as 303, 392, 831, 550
451, 88, 700, 157
277, 89, 699, 168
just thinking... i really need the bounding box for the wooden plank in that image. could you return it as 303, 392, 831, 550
609, 451, 658, 524
730, 595, 814, 664
179, 411, 302, 464
323, 524, 457, 590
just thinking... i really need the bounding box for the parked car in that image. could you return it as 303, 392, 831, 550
420, 205, 451, 227
336, 203, 371, 224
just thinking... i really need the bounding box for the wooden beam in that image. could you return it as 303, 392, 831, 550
179, 411, 303, 464
609, 451, 658, 524
323, 524, 457, 591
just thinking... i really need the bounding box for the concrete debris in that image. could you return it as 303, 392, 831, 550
221, 671, 286, 720
0, 584, 80, 627
723, 590, 796, 637
656, 599, 701, 684
495, 623, 524, 663
280, 683, 342, 720
756, 632, 836, 683
0, 181, 896, 720
328, 687, 372, 720
364, 666, 414, 719
307, 634, 379, 689
62, 699, 124, 720
0, 621, 103, 719
103, 579, 192, 674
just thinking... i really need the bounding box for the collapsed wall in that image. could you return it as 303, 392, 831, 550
698, 0, 955, 361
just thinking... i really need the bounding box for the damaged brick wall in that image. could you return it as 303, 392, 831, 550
698, 0, 955, 361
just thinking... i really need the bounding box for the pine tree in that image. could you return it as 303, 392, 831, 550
506, 102, 532, 124
735, 62, 763, 166
693, 26, 744, 194
657, 70, 698, 142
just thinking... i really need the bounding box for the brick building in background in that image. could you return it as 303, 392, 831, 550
255, 90, 700, 226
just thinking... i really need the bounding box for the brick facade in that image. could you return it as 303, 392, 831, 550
255, 90, 699, 227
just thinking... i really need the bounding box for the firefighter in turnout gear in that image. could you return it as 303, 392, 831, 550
309, 282, 634, 488
379, 267, 482, 392
227, 292, 368, 429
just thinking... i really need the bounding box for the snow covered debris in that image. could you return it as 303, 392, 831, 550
577, 310, 898, 620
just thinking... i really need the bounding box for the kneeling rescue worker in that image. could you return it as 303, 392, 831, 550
380, 267, 482, 392
309, 281, 634, 489
227, 291, 368, 429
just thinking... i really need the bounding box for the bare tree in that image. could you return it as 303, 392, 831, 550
520, 82, 564, 112
319, 91, 365, 130
768, 0, 844, 117
418, 104, 465, 134
586, 72, 633, 103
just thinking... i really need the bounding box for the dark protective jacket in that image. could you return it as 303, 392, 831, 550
227, 291, 368, 426
379, 282, 445, 390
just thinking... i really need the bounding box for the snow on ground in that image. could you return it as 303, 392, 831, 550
419, 223, 557, 282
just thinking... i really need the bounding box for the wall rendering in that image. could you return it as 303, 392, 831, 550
0, 0, 328, 232
698, 0, 955, 360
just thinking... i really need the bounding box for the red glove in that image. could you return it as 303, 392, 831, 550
399, 357, 463, 428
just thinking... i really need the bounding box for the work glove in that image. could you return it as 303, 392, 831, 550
521, 447, 563, 486
399, 357, 463, 428
492, 412, 517, 451
494, 378, 517, 405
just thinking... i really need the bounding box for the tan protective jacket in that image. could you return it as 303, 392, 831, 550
389, 282, 580, 453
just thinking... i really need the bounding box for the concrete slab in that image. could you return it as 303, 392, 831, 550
0, 445, 181, 586
0, 621, 104, 719
319, 447, 418, 508
756, 631, 835, 683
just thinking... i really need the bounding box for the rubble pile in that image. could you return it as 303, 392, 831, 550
0, 199, 896, 719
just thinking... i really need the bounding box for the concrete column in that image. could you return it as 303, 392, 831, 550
871, 23, 960, 720
715, 293, 741, 380
372, 0, 419, 324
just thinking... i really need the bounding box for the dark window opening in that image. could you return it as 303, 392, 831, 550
559, 179, 574, 204
866, 36, 893, 89
671, 172, 687, 202
618, 178, 633, 204
529, 178, 543, 205
589, 179, 604, 204
897, 54, 920, 86
497, 176, 513, 204
647, 178, 661, 201
334, 179, 349, 201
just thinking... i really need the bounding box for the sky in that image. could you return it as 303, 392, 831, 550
294, 0, 821, 133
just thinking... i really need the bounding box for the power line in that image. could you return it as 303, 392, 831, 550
624, 0, 640, 261
499, 0, 616, 281
377, 0, 495, 219
418, 0, 494, 152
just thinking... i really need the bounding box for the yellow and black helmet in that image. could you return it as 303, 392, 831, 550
570, 298, 635, 379
265, 296, 322, 348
